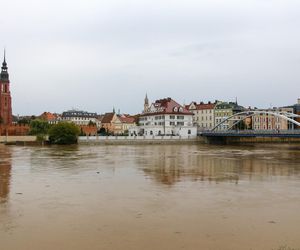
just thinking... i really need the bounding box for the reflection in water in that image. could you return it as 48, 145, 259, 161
136, 145, 300, 185
0, 144, 300, 250
0, 146, 11, 202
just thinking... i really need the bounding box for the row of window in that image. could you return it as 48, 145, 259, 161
194, 116, 212, 121
140, 121, 186, 126
193, 110, 213, 114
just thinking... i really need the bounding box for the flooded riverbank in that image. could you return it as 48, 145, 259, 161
1, 144, 300, 250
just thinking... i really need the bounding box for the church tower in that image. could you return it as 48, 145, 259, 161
144, 93, 149, 112
0, 50, 12, 125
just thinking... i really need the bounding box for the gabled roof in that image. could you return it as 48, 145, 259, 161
39, 112, 59, 121
101, 112, 115, 123
141, 97, 192, 116
187, 101, 215, 110
118, 115, 136, 124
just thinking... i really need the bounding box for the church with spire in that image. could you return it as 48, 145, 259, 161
0, 50, 12, 125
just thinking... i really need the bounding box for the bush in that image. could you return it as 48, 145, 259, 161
48, 122, 80, 145
29, 119, 50, 135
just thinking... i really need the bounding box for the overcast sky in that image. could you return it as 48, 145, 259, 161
1, 0, 300, 115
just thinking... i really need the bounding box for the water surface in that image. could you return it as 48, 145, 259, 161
1, 144, 300, 250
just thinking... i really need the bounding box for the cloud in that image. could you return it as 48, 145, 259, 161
0, 0, 299, 115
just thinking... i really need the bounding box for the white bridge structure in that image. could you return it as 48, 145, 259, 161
211, 110, 300, 132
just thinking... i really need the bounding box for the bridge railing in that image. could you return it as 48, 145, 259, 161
200, 129, 300, 135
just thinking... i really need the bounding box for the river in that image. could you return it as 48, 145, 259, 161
0, 144, 300, 250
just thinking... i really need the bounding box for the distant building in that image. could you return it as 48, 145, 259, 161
214, 101, 245, 130
118, 114, 136, 134
0, 51, 12, 126
61, 110, 101, 127
252, 107, 294, 130
100, 112, 123, 135
39, 112, 61, 124
295, 99, 300, 128
186, 101, 216, 131
130, 97, 196, 137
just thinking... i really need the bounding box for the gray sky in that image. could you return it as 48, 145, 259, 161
1, 0, 300, 115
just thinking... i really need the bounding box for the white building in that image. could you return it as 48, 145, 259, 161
61, 110, 101, 128
129, 97, 197, 137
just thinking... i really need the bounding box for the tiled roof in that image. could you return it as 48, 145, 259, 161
62, 110, 97, 118
101, 112, 115, 123
187, 102, 215, 110
39, 112, 59, 121
142, 97, 192, 116
118, 115, 136, 124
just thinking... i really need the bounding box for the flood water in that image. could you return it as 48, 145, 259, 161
1, 144, 300, 250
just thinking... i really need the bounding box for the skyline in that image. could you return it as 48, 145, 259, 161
1, 0, 300, 115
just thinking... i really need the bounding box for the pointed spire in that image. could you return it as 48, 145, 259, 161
1, 48, 9, 81
2, 48, 7, 69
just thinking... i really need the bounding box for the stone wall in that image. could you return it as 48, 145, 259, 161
0, 136, 36, 143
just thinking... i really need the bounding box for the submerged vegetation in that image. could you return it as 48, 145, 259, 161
48, 122, 80, 145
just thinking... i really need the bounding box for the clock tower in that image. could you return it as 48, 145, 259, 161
0, 50, 12, 125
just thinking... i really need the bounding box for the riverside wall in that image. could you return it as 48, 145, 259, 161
0, 136, 37, 143
203, 135, 300, 144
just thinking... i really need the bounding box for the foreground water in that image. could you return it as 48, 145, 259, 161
0, 144, 300, 250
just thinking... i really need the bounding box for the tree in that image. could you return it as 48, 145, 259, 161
48, 122, 80, 145
29, 119, 50, 136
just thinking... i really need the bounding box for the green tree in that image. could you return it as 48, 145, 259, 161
29, 119, 50, 135
48, 122, 80, 145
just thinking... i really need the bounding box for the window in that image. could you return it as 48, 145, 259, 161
177, 116, 184, 120
170, 122, 175, 125
188, 130, 191, 135
170, 115, 175, 119
177, 122, 184, 126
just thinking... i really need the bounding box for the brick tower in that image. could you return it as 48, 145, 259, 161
0, 50, 12, 125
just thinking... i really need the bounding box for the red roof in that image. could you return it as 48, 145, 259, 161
101, 113, 115, 123
39, 112, 59, 121
141, 97, 193, 116
118, 115, 136, 124
187, 102, 215, 110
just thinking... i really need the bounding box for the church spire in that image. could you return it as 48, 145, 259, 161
1, 49, 9, 81
144, 93, 149, 112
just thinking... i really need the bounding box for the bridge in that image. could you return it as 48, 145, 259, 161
200, 110, 300, 144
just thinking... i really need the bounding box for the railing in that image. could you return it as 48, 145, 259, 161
200, 130, 300, 137
202, 130, 300, 134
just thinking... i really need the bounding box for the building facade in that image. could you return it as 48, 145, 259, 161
100, 112, 123, 135
186, 101, 215, 131
214, 101, 245, 130
61, 110, 101, 127
129, 97, 196, 137
252, 107, 295, 130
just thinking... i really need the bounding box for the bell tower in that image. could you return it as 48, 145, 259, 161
0, 50, 12, 125
144, 93, 149, 112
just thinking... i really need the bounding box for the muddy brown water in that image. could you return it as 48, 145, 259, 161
0, 144, 300, 250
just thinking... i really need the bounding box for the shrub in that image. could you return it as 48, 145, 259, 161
48, 122, 80, 145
